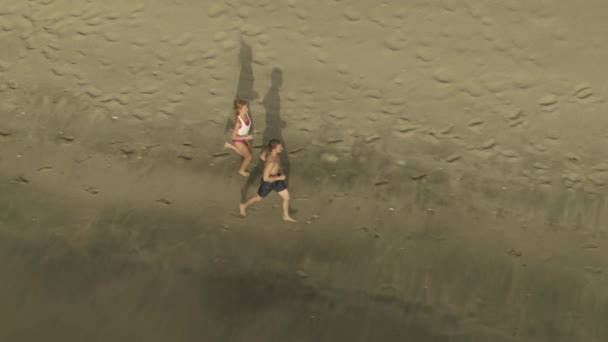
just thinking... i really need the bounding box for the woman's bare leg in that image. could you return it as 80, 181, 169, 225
224, 142, 242, 155
234, 141, 252, 176
278, 190, 296, 222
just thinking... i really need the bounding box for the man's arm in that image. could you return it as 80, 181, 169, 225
262, 159, 282, 182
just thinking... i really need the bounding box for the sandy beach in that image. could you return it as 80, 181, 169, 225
1, 0, 607, 341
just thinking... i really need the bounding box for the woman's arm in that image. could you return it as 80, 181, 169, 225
230, 119, 240, 140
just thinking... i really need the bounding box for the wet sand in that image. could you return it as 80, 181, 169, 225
1, 0, 608, 341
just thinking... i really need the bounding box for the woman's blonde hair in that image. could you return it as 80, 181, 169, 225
233, 97, 248, 116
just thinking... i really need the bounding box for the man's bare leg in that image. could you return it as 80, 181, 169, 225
240, 195, 262, 216
278, 190, 296, 222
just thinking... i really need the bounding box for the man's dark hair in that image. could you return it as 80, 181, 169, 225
267, 139, 281, 152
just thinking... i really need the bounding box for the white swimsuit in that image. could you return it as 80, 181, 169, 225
234, 114, 251, 140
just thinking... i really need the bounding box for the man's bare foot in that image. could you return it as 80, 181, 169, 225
239, 170, 250, 176
239, 203, 247, 217
283, 216, 296, 222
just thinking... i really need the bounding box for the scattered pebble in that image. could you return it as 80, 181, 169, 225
508, 248, 522, 257
15, 176, 29, 184
120, 147, 135, 155
157, 198, 171, 205
57, 132, 74, 142
85, 187, 99, 195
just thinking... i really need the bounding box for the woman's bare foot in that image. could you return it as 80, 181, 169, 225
283, 215, 296, 222
239, 170, 250, 176
239, 203, 247, 216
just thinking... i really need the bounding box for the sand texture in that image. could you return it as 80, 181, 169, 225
1, 0, 607, 341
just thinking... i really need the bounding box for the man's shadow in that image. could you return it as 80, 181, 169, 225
240, 67, 292, 205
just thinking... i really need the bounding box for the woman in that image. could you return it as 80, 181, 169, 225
224, 97, 254, 176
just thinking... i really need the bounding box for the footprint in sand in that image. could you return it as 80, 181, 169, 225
384, 34, 406, 51
237, 6, 252, 19
0, 59, 11, 73
207, 3, 227, 18
336, 64, 349, 75
365, 89, 382, 100
539, 94, 558, 112
467, 119, 484, 131
573, 83, 593, 100
343, 8, 361, 21
174, 33, 193, 47
445, 155, 462, 163
316, 52, 329, 64
140, 84, 161, 95
241, 23, 265, 37
416, 46, 434, 62
82, 86, 103, 99
478, 138, 497, 150
167, 93, 185, 104
498, 149, 519, 160
587, 173, 606, 187
310, 36, 323, 48
132, 37, 148, 48
432, 68, 454, 84
159, 105, 176, 117
459, 79, 485, 97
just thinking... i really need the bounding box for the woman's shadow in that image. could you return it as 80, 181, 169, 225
240, 67, 291, 203
225, 40, 258, 133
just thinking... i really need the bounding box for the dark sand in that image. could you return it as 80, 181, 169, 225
1, 0, 607, 341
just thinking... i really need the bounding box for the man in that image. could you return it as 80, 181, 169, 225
240, 139, 296, 222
